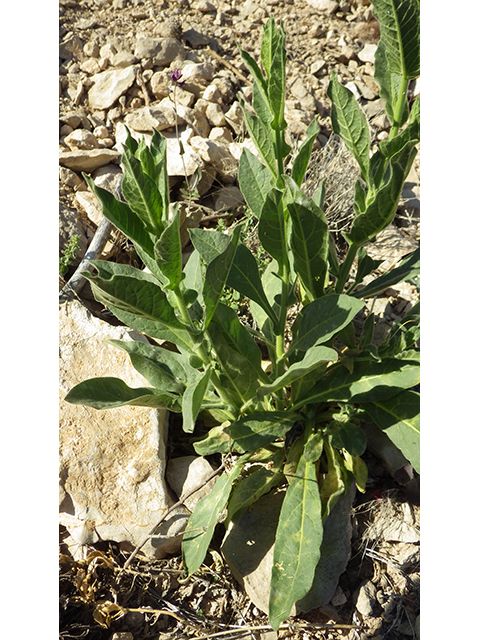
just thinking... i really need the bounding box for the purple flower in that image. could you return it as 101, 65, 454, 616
169, 68, 185, 87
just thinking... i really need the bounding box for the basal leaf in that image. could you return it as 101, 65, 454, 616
289, 294, 365, 354
228, 412, 301, 452
64, 377, 182, 411
327, 72, 371, 183
183, 457, 247, 575
83, 175, 155, 257
362, 389, 420, 473
269, 447, 323, 630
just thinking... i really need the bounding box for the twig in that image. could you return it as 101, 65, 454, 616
207, 45, 252, 86
191, 621, 363, 640
123, 463, 225, 569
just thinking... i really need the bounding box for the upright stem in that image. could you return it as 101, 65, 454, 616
389, 73, 409, 140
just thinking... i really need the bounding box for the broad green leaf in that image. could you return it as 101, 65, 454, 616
373, 40, 409, 128
193, 424, 244, 455
289, 294, 365, 354
238, 95, 277, 176
371, 0, 420, 79
64, 377, 181, 411
83, 175, 154, 257
319, 437, 345, 519
258, 188, 287, 268
208, 304, 266, 405
362, 389, 420, 473
203, 227, 241, 329
344, 141, 417, 246
107, 339, 189, 393
154, 206, 183, 290
343, 451, 368, 493
227, 449, 285, 524
331, 421, 367, 457
303, 431, 324, 463
228, 243, 279, 330
267, 21, 287, 131
121, 126, 138, 154
238, 46, 269, 102
257, 345, 338, 399
189, 228, 230, 265
298, 356, 419, 407
327, 72, 371, 183
249, 260, 282, 351
183, 457, 247, 575
228, 412, 300, 451
353, 247, 419, 298
291, 116, 320, 187
182, 248, 204, 307
182, 366, 213, 433
269, 448, 323, 630
121, 146, 164, 235
353, 247, 384, 288
238, 147, 275, 218
284, 176, 329, 300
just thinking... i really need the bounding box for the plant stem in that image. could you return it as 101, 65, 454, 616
389, 73, 409, 139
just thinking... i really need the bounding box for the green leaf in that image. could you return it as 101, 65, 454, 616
327, 72, 371, 183
238, 147, 275, 218
208, 303, 266, 405
228, 243, 279, 330
189, 228, 231, 265
83, 175, 155, 257
183, 457, 247, 575
303, 431, 324, 463
344, 141, 417, 246
353, 247, 419, 298
269, 448, 323, 630
227, 449, 285, 524
289, 294, 365, 354
121, 146, 164, 236
331, 421, 367, 457
149, 129, 170, 214
373, 40, 409, 128
261, 16, 280, 80
291, 116, 320, 187
193, 424, 244, 455
298, 356, 419, 407
154, 206, 183, 290
362, 389, 420, 473
64, 377, 181, 411
258, 188, 287, 268
238, 94, 277, 176
320, 437, 345, 519
228, 412, 301, 452
182, 366, 213, 433
204, 227, 241, 329
267, 21, 287, 131
371, 0, 420, 79
257, 345, 338, 399
284, 176, 329, 300
107, 339, 191, 393
378, 94, 420, 158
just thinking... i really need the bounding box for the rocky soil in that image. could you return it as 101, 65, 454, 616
59, 1, 420, 638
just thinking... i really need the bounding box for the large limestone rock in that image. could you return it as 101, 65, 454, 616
88, 65, 140, 110
59, 300, 190, 559
59, 149, 120, 173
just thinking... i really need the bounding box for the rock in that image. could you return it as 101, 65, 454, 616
182, 27, 214, 49
59, 299, 190, 560
154, 16, 183, 40
150, 70, 171, 100
162, 129, 204, 177
125, 103, 179, 133
364, 224, 419, 272
60, 109, 91, 130
59, 149, 120, 173
180, 61, 215, 86
213, 186, 244, 211
355, 580, 377, 617
202, 83, 222, 103
166, 456, 217, 512
88, 65, 139, 110
224, 101, 244, 135
64, 129, 99, 151
134, 36, 186, 66
59, 166, 84, 190
112, 50, 138, 68
209, 126, 233, 145
222, 482, 355, 616
76, 190, 104, 226
305, 0, 339, 14
311, 59, 327, 76
358, 43, 378, 64
60, 33, 85, 61
205, 102, 226, 127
